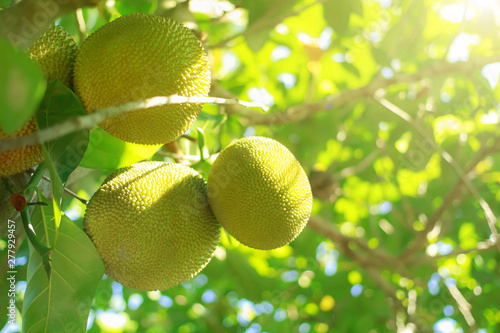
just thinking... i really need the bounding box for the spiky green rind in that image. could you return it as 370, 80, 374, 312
74, 13, 211, 145
0, 25, 77, 177
29, 24, 78, 88
207, 136, 313, 250
84, 161, 220, 291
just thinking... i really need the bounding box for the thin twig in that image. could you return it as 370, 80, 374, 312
375, 97, 500, 252
155, 151, 200, 162
208, 0, 326, 49
0, 95, 268, 153
307, 216, 395, 265
181, 134, 198, 143
216, 56, 500, 126
75, 8, 87, 44
41, 175, 88, 205
447, 283, 476, 328
401, 138, 500, 261
339, 149, 381, 179
414, 239, 498, 263
365, 266, 405, 314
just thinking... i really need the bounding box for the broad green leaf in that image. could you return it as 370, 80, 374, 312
0, 38, 45, 134
22, 197, 104, 333
323, 0, 363, 36
0, 0, 11, 7
197, 110, 227, 130
35, 79, 89, 184
35, 79, 89, 233
494, 74, 500, 102
115, 0, 157, 15
246, 30, 269, 53
196, 127, 206, 160
244, 0, 276, 26
79, 128, 161, 169
242, 0, 297, 52
42, 145, 64, 233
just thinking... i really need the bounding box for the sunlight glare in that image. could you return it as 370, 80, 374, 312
96, 310, 127, 330
473, 0, 500, 9
189, 0, 234, 16
439, 4, 476, 23
447, 33, 480, 63
481, 62, 500, 88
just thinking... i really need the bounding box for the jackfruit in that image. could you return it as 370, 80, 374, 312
83, 161, 220, 291
73, 13, 211, 145
207, 136, 312, 250
0, 25, 78, 177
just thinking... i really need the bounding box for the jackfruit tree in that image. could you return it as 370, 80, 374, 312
1, 0, 500, 332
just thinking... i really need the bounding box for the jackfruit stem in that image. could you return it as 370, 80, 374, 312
19, 164, 53, 279
24, 162, 47, 198
20, 208, 51, 260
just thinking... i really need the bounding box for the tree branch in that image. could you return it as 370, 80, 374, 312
376, 97, 500, 255
338, 149, 381, 179
447, 283, 476, 329
41, 175, 88, 205
208, 0, 326, 49
307, 217, 407, 316
219, 56, 500, 126
156, 151, 200, 162
0, 95, 267, 153
307, 216, 395, 266
413, 238, 498, 263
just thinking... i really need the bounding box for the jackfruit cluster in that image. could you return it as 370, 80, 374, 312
207, 136, 313, 250
0, 25, 78, 177
74, 13, 211, 145
83, 161, 220, 291
84, 136, 312, 290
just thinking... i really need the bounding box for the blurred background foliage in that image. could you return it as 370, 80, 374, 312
1, 0, 500, 332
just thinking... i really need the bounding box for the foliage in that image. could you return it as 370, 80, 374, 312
1, 0, 500, 332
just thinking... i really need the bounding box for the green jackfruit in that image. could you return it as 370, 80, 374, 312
84, 161, 220, 291
0, 25, 77, 177
74, 13, 211, 145
207, 136, 313, 250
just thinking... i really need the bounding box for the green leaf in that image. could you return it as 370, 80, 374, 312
244, 0, 275, 26
197, 110, 227, 130
35, 79, 89, 236
35, 79, 89, 184
242, 0, 297, 52
22, 197, 104, 333
246, 30, 269, 53
115, 0, 158, 15
323, 0, 363, 36
0, 38, 46, 134
79, 128, 162, 169
42, 145, 64, 235
197, 127, 206, 161
190, 159, 212, 179
494, 74, 500, 102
